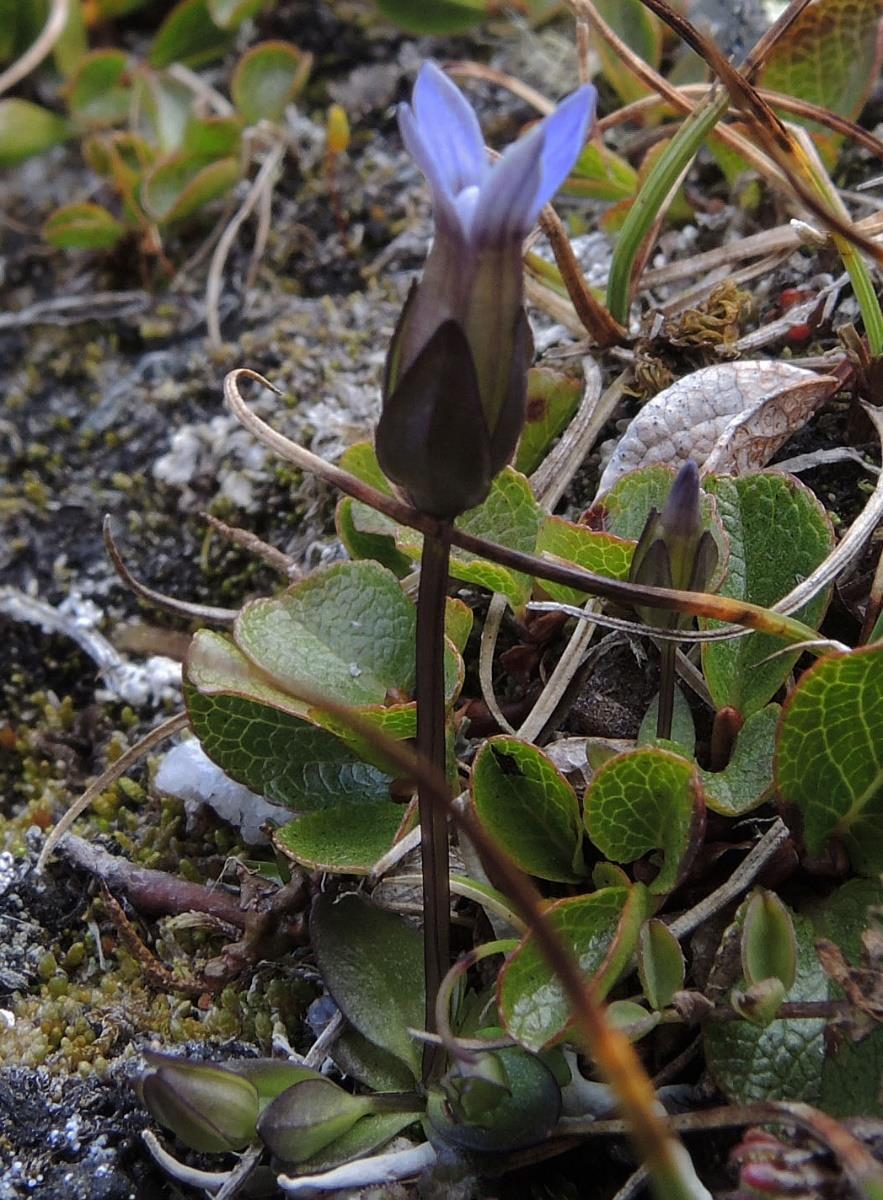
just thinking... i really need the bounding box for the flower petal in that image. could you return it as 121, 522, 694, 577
532, 85, 596, 217
412, 61, 487, 196
470, 84, 595, 248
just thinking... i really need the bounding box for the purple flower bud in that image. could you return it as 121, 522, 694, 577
630, 461, 718, 629
376, 62, 596, 518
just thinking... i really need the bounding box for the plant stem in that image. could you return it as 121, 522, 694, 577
416, 527, 453, 1085
656, 641, 676, 740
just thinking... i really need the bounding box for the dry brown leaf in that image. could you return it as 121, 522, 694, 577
597, 361, 839, 494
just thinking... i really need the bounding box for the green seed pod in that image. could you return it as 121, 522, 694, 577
138, 1052, 259, 1153
256, 1077, 373, 1164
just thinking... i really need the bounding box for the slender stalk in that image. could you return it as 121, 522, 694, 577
656, 641, 676, 740
416, 527, 453, 1085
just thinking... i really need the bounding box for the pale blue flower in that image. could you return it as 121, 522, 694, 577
376, 62, 596, 518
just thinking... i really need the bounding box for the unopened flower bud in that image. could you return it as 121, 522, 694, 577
138, 1052, 259, 1153
629, 460, 718, 628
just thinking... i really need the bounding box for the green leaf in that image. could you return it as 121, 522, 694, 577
344, 451, 542, 609
742, 889, 797, 990
142, 153, 240, 223
776, 645, 883, 873
584, 748, 705, 895
293, 1110, 418, 1173
331, 1027, 417, 1092
561, 139, 639, 202
535, 517, 634, 605
760, 0, 881, 136
700, 704, 779, 817
185, 687, 392, 811
231, 41, 310, 125
274, 801, 403, 873
53, 0, 87, 79
42, 203, 125, 251
812, 878, 883, 1118
375, 0, 489, 34
444, 598, 473, 654
0, 99, 69, 167
471, 737, 584, 883
637, 918, 685, 1011
257, 1078, 374, 1164
312, 894, 424, 1078
704, 904, 827, 1103
186, 629, 305, 715
207, 0, 263, 28
497, 885, 650, 1050
605, 998, 660, 1041
594, 0, 663, 104
149, 0, 234, 68
134, 71, 195, 153
637, 688, 696, 758
66, 50, 130, 126
183, 115, 242, 159
234, 561, 417, 707
701, 473, 833, 717
514, 367, 582, 476
336, 499, 411, 577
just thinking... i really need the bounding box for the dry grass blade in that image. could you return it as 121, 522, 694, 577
37, 711, 190, 871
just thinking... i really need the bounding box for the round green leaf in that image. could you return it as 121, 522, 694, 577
0, 99, 69, 167
66, 50, 130, 126
312, 894, 424, 1079
235, 560, 416, 707
700, 704, 779, 817
535, 516, 634, 605
471, 736, 584, 883
584, 747, 705, 894
231, 41, 310, 125
274, 801, 403, 874
185, 687, 392, 811
497, 885, 650, 1050
341, 450, 543, 608
776, 644, 883, 873
142, 153, 239, 223
42, 203, 125, 251
701, 473, 834, 717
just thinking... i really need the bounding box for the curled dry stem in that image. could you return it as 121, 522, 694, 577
103, 516, 237, 625
0, 0, 68, 98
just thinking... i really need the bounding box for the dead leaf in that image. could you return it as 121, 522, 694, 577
597, 361, 839, 494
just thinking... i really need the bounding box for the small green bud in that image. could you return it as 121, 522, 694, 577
440, 1052, 511, 1127
138, 1052, 259, 1153
256, 1078, 373, 1164
731, 977, 787, 1027
741, 889, 797, 991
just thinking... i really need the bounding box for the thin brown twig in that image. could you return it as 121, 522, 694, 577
104, 517, 237, 625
